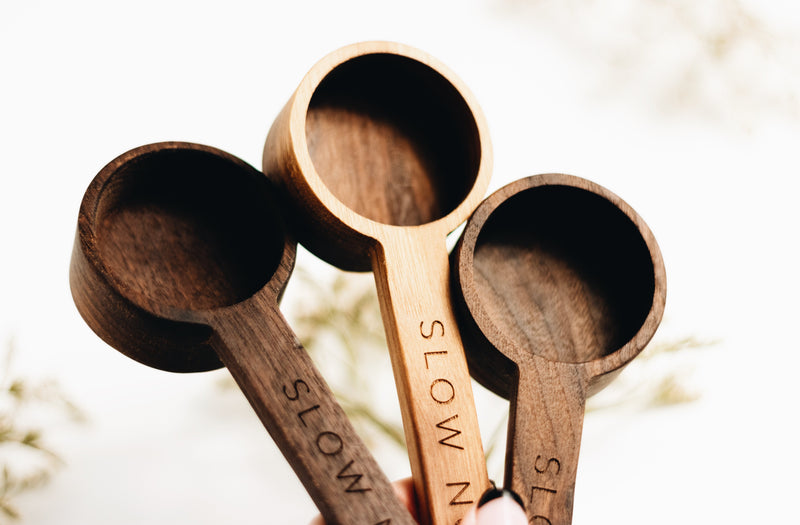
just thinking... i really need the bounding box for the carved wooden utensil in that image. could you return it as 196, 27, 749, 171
69, 142, 415, 525
452, 174, 666, 525
264, 42, 492, 525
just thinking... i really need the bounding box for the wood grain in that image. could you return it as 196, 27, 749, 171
70, 142, 415, 525
304, 52, 479, 227
452, 174, 666, 525
264, 42, 492, 525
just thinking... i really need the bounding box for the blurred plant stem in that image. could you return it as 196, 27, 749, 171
290, 268, 407, 451
585, 335, 718, 412
214, 263, 712, 477
501, 0, 800, 127
281, 267, 712, 465
0, 338, 85, 522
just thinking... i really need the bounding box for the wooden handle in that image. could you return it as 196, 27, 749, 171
507, 360, 587, 525
206, 293, 415, 525
451, 174, 668, 524
372, 229, 490, 525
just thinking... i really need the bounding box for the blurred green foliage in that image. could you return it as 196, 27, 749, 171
502, 0, 799, 127
0, 339, 84, 522
287, 268, 713, 464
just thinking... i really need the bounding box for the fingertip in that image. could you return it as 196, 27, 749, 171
392, 476, 419, 519
458, 506, 478, 525
473, 487, 526, 525
307, 514, 325, 525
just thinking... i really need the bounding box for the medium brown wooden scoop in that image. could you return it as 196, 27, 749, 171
264, 42, 492, 525
69, 142, 415, 525
452, 174, 666, 525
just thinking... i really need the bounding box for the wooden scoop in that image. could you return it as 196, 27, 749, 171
69, 142, 415, 525
263, 42, 492, 525
451, 174, 666, 525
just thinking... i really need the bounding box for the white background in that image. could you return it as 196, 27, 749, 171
1, 1, 799, 523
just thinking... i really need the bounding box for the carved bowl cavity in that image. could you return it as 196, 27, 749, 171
305, 53, 482, 227
470, 184, 655, 365
70, 143, 292, 372
454, 174, 665, 397
93, 146, 287, 311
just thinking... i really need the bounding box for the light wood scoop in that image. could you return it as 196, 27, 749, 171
263, 42, 492, 525
452, 174, 666, 525
69, 142, 415, 525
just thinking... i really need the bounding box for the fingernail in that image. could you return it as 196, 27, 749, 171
475, 487, 526, 525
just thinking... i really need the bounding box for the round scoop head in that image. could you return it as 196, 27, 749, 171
454, 174, 665, 397
306, 52, 481, 227
70, 142, 292, 372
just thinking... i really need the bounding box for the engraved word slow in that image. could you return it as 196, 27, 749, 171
283, 378, 374, 494
528, 454, 562, 525
419, 320, 474, 508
